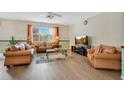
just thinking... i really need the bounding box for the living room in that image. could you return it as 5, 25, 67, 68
1, 0, 124, 93
0, 12, 124, 80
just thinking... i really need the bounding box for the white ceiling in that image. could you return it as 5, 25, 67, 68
0, 12, 100, 25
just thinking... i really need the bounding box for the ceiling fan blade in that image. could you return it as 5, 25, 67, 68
40, 13, 47, 17
48, 12, 62, 17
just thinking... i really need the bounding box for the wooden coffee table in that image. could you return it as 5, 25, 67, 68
46, 48, 67, 59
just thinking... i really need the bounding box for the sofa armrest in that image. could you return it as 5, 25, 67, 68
3, 50, 31, 57
94, 53, 121, 60
87, 48, 95, 54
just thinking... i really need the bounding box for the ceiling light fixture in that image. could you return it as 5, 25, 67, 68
47, 15, 54, 19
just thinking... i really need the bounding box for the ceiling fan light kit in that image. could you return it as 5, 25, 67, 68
47, 15, 54, 19
45, 12, 62, 19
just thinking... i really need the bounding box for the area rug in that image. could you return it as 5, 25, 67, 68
36, 55, 48, 64
36, 53, 66, 64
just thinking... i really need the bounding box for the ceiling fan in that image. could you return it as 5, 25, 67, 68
41, 12, 62, 19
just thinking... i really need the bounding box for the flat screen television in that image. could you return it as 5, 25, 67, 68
75, 35, 88, 45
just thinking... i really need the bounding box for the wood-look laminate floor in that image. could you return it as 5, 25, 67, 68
0, 52, 121, 80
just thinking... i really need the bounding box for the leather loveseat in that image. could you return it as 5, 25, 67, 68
33, 38, 59, 53
3, 43, 34, 67
87, 45, 121, 70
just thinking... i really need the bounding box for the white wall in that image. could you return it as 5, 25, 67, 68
0, 19, 27, 40
59, 26, 69, 40
0, 19, 69, 40
69, 22, 87, 46
69, 13, 124, 48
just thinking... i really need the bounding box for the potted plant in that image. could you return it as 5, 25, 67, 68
9, 36, 17, 46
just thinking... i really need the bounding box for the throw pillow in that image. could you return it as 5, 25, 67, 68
20, 43, 25, 50
10, 45, 20, 51
25, 44, 31, 50
43, 42, 46, 47
39, 42, 44, 47
94, 45, 102, 54
46, 42, 52, 47
17, 43, 25, 50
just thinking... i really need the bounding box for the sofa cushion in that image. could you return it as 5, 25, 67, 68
46, 42, 52, 47
4, 50, 32, 57
101, 45, 116, 54
51, 38, 59, 45
10, 45, 20, 51
94, 53, 121, 60
102, 48, 115, 54
32, 41, 40, 46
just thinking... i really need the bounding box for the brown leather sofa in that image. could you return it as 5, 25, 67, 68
87, 45, 121, 70
33, 38, 59, 53
3, 43, 34, 67
36, 46, 52, 53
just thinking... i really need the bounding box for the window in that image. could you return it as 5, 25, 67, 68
39, 27, 55, 42
33, 27, 56, 42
